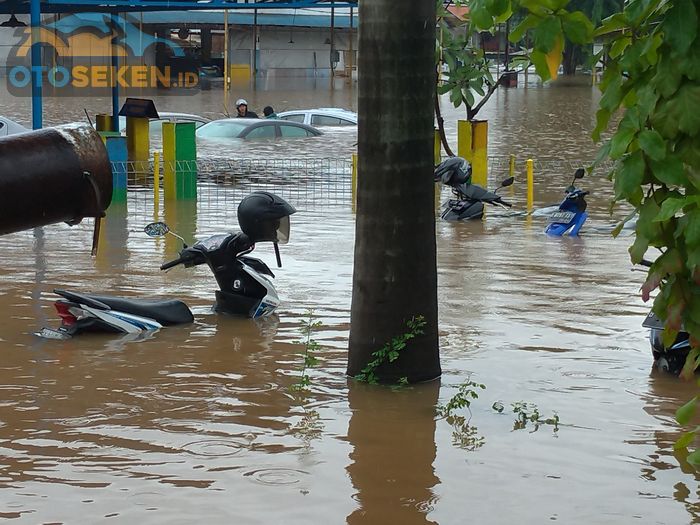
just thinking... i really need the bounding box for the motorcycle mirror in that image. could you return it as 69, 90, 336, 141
574, 168, 585, 179
500, 176, 515, 188
143, 222, 187, 248
273, 242, 282, 268
144, 222, 169, 237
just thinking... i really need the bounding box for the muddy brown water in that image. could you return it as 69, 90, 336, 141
1, 77, 699, 524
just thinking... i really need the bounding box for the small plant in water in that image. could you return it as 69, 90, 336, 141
291, 310, 321, 392
505, 401, 560, 433
436, 379, 487, 451
355, 316, 426, 385
436, 379, 485, 419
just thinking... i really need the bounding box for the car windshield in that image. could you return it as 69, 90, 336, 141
197, 121, 248, 139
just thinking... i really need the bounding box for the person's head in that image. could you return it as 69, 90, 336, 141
263, 106, 274, 117
236, 98, 248, 115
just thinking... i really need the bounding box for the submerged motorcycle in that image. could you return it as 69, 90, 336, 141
545, 168, 589, 236
37, 191, 296, 339
638, 259, 691, 375
434, 157, 513, 220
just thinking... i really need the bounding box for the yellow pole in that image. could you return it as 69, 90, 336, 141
163, 122, 176, 200
526, 158, 534, 211
457, 119, 473, 162
471, 120, 488, 188
509, 154, 515, 178
153, 151, 161, 212
224, 9, 230, 114
351, 153, 357, 213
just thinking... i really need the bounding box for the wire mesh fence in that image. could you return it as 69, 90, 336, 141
112, 155, 615, 213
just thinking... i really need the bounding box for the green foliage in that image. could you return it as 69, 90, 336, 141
354, 316, 426, 385
436, 379, 486, 418
291, 310, 322, 392
509, 402, 560, 432
436, 379, 487, 452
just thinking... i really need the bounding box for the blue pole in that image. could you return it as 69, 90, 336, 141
111, 13, 120, 132
30, 0, 42, 130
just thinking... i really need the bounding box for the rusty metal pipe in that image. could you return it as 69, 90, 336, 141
0, 124, 112, 236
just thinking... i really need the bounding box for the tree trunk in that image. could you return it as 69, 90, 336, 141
562, 40, 580, 76
348, 0, 440, 383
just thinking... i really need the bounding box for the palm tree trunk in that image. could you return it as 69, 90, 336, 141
347, 0, 440, 383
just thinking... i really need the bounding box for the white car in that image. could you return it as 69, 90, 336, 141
0, 116, 29, 137
117, 112, 211, 135
277, 108, 357, 127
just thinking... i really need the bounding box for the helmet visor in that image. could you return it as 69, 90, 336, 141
276, 215, 290, 244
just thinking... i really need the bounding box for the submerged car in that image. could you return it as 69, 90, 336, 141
195, 118, 323, 140
119, 112, 211, 135
277, 108, 357, 127
0, 116, 29, 137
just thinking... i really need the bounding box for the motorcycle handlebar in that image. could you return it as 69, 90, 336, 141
160, 257, 186, 270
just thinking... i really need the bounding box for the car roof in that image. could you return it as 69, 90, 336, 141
157, 112, 210, 121
198, 118, 323, 136
0, 116, 29, 134
279, 108, 356, 116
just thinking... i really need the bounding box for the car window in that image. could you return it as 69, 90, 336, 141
280, 114, 305, 123
244, 124, 277, 139
0, 121, 5, 134
279, 124, 312, 138
197, 121, 248, 138
311, 115, 354, 126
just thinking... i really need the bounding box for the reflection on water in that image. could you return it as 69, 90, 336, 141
0, 78, 698, 523
346, 381, 440, 525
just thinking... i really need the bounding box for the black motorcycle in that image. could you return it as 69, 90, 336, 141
37, 191, 296, 339
434, 157, 513, 220
638, 260, 691, 375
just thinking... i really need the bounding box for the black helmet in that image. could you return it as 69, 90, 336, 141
237, 191, 296, 244
434, 156, 472, 186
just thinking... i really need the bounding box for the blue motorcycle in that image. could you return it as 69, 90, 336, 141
545, 168, 588, 236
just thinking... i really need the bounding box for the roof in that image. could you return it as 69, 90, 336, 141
0, 0, 357, 15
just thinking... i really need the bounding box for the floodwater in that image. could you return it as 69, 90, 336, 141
1, 76, 700, 524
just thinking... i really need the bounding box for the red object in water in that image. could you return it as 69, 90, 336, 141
54, 302, 78, 326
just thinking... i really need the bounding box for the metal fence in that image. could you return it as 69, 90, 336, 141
112, 155, 615, 212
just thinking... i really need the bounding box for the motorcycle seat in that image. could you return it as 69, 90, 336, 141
54, 289, 194, 326
455, 183, 501, 203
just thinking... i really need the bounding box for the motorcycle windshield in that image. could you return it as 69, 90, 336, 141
276, 216, 290, 244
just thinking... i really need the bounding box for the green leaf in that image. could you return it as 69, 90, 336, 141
562, 11, 593, 45
609, 123, 637, 160
677, 396, 699, 425
675, 430, 697, 450
677, 137, 700, 172
599, 74, 624, 112
614, 150, 645, 201
530, 49, 551, 82
593, 108, 611, 142
663, 0, 698, 54
687, 449, 700, 466
629, 234, 649, 263
533, 15, 560, 52
649, 156, 685, 186
651, 55, 683, 99
471, 6, 494, 30
509, 13, 539, 42
609, 36, 632, 59
654, 196, 687, 222
486, 0, 510, 17
653, 84, 700, 139
681, 39, 700, 81
594, 13, 627, 37
638, 130, 666, 161
635, 84, 660, 122
685, 209, 700, 247
625, 0, 663, 26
